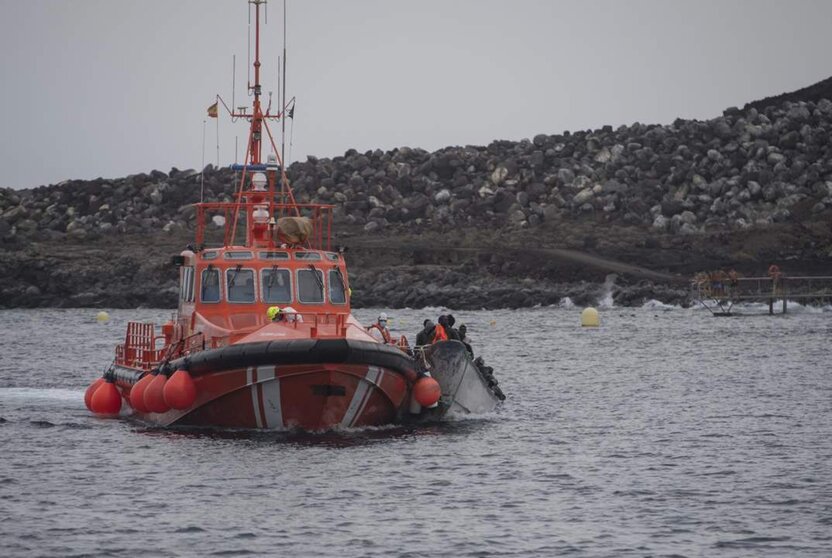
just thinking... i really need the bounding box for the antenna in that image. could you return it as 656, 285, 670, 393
232, 54, 236, 122
281, 0, 287, 170
201, 119, 206, 202
247, 2, 251, 94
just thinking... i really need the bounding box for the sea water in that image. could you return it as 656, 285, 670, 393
1, 305, 831, 557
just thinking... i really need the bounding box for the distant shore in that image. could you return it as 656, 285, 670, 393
0, 221, 827, 310
2, 97, 831, 309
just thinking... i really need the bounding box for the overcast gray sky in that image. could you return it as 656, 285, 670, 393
1, 0, 831, 189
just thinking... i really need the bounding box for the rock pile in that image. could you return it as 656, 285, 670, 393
2, 100, 832, 243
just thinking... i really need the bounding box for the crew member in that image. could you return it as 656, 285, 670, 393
446, 314, 461, 340
415, 319, 435, 346
266, 305, 302, 323
367, 312, 392, 344
434, 315, 450, 343
282, 306, 302, 323
458, 323, 474, 356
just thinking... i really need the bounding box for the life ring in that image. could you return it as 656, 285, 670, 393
367, 323, 392, 344
768, 264, 781, 279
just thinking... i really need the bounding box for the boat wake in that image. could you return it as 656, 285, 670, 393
0, 387, 84, 405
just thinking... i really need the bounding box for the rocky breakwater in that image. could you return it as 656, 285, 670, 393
282, 99, 832, 236
1, 98, 831, 309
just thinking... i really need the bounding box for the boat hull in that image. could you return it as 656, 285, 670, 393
421, 341, 502, 418
115, 338, 416, 430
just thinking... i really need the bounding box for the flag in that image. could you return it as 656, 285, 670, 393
287, 102, 295, 119
207, 101, 218, 118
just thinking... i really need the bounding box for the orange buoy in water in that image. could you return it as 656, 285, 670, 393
413, 376, 441, 407
129, 373, 154, 413
143, 372, 170, 414
90, 379, 122, 415
84, 377, 105, 411
163, 369, 197, 410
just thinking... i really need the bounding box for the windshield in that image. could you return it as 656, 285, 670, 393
201, 267, 221, 303
226, 268, 255, 303
297, 268, 324, 303
262, 268, 292, 303
329, 269, 346, 304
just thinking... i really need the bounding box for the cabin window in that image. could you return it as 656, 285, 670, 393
261, 268, 292, 303
202, 251, 218, 260
225, 251, 253, 260
200, 267, 221, 303
325, 252, 340, 262
329, 269, 346, 304
180, 266, 195, 303
226, 267, 256, 303
259, 251, 290, 260
295, 252, 322, 261
297, 268, 325, 304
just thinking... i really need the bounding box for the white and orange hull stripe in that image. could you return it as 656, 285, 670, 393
341, 366, 384, 427
246, 365, 283, 428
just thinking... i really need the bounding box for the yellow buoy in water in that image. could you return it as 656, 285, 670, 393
581, 307, 599, 327
96, 311, 110, 323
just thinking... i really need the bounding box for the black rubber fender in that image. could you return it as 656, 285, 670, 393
159, 338, 417, 379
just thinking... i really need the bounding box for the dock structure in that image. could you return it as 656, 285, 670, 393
691, 272, 832, 316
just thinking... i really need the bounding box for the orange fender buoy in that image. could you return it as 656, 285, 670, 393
84, 378, 105, 412
413, 376, 441, 407
129, 373, 154, 413
90, 380, 122, 415
143, 373, 170, 414
163, 369, 197, 410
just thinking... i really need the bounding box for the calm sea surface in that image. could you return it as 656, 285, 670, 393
1, 303, 831, 557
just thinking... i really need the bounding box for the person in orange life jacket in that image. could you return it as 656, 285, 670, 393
433, 315, 451, 342
445, 314, 461, 340
415, 319, 435, 346
367, 312, 392, 343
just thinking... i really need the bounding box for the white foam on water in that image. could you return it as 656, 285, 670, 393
0, 387, 84, 404
559, 297, 575, 309
597, 273, 617, 309
642, 299, 680, 310
783, 301, 831, 314
730, 300, 830, 315
597, 291, 615, 309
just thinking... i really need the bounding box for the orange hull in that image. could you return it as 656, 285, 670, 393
117, 361, 410, 430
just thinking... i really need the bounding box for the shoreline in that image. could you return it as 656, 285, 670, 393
1, 226, 826, 310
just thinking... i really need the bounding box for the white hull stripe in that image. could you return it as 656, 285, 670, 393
257, 366, 282, 428
340, 366, 384, 428
248, 366, 263, 428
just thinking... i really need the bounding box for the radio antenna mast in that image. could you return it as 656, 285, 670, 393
200, 119, 206, 202
281, 0, 287, 172
232, 55, 236, 121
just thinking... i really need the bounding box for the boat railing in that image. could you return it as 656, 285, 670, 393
115, 322, 167, 369
194, 201, 334, 251
277, 311, 350, 337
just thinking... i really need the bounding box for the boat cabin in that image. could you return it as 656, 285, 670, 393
175, 244, 351, 341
